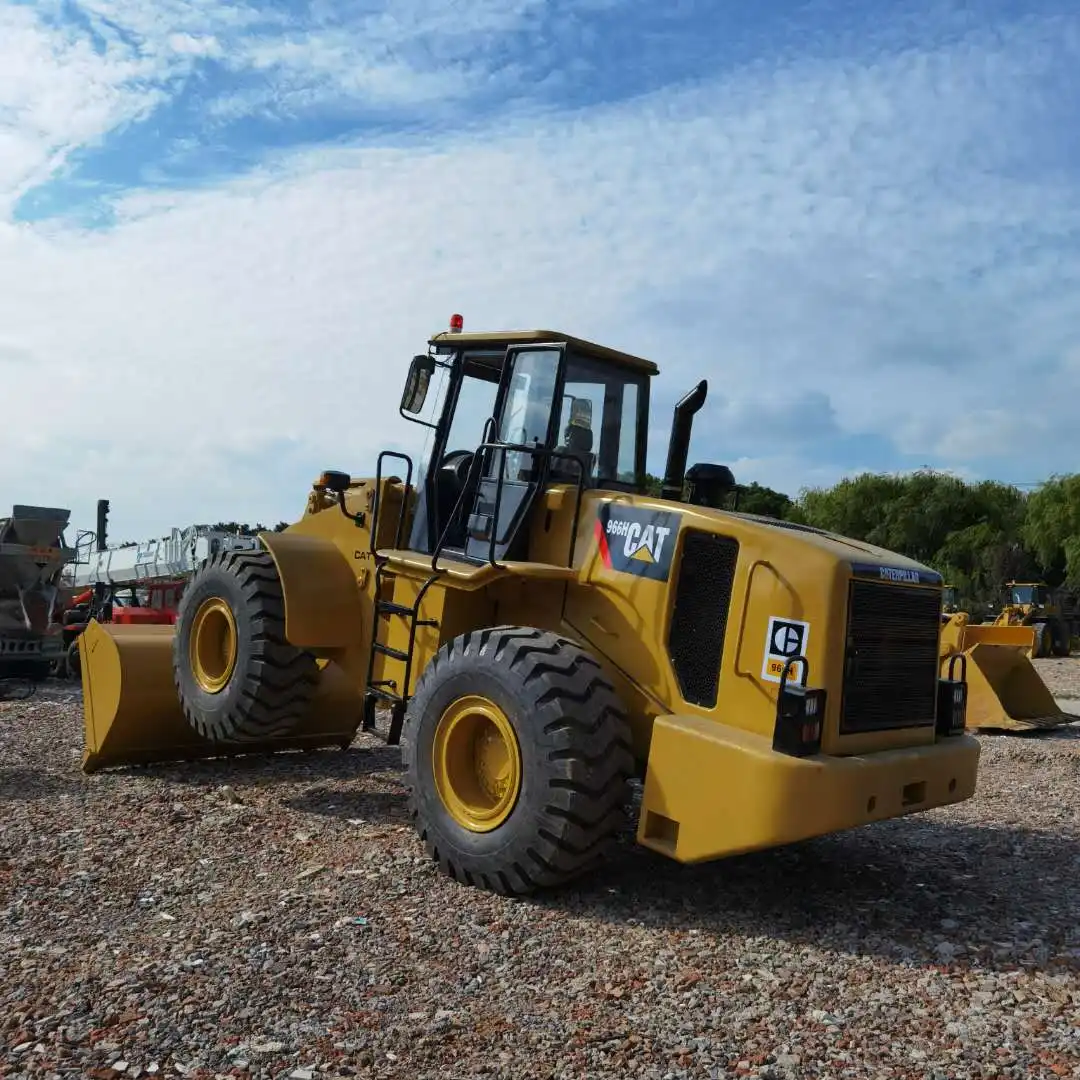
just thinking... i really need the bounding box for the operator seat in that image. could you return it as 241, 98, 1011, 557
553, 419, 596, 484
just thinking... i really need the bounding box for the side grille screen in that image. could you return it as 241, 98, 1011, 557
841, 580, 940, 734
667, 531, 739, 708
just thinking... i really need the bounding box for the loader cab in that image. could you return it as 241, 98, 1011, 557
400, 322, 652, 564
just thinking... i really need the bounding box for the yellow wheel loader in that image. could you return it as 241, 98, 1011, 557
938, 586, 1080, 733
987, 582, 1071, 658
78, 318, 982, 896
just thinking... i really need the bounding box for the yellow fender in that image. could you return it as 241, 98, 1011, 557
258, 530, 366, 652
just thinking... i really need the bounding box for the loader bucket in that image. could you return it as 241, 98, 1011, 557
953, 623, 1038, 654
950, 642, 1080, 733
79, 619, 365, 772
941, 622, 1041, 652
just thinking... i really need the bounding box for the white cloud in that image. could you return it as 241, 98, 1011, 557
1, 5, 1079, 541
0, 4, 165, 209
167, 33, 223, 58
0, 0, 559, 226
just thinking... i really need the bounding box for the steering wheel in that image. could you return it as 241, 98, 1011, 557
439, 449, 475, 488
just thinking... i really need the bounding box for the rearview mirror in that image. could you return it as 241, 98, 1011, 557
401, 354, 435, 415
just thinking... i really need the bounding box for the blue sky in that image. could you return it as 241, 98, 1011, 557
1, 0, 1079, 540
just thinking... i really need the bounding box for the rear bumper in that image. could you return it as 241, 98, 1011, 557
637, 713, 980, 863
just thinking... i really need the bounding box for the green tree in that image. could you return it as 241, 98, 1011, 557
733, 482, 792, 519
792, 473, 908, 550
1022, 474, 1080, 587
211, 522, 268, 536
643, 472, 792, 516
792, 469, 1037, 607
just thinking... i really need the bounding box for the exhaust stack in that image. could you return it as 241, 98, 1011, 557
95, 499, 109, 552
661, 380, 708, 502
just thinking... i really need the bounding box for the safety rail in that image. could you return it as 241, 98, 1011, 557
428, 416, 496, 573
71, 529, 98, 567
368, 452, 415, 556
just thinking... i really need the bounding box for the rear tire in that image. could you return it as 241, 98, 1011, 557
173, 547, 319, 743
1030, 621, 1051, 658
402, 626, 635, 896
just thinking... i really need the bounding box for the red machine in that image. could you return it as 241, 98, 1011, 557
68, 583, 181, 626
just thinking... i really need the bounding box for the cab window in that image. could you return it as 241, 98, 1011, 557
497, 348, 561, 481
552, 352, 645, 489
444, 360, 500, 454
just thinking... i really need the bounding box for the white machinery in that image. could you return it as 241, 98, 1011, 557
57, 510, 261, 679
66, 525, 259, 590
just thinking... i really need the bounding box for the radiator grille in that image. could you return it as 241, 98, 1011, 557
667, 530, 738, 708
840, 579, 941, 734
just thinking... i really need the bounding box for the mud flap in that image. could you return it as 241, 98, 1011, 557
947, 642, 1080, 733
79, 619, 365, 772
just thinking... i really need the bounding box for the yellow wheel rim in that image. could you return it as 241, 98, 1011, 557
189, 597, 238, 694
432, 694, 522, 833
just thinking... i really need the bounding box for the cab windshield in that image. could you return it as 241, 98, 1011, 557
1010, 585, 1042, 605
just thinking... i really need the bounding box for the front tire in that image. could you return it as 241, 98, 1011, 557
402, 626, 635, 896
173, 547, 319, 743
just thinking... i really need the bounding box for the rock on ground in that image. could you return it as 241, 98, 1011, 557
0, 668, 1078, 1080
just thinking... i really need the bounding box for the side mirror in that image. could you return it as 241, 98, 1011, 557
401, 354, 435, 415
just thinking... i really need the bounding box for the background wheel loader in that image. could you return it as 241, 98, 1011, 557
986, 581, 1072, 658
938, 585, 1080, 733
78, 316, 981, 896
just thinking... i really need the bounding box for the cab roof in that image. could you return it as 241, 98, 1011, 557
428, 328, 659, 377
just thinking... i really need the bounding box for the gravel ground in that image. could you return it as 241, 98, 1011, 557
1, 664, 1078, 1080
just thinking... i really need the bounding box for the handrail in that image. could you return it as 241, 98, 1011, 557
429, 417, 497, 573
369, 451, 415, 555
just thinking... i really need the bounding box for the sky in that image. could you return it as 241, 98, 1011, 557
1, 0, 1079, 543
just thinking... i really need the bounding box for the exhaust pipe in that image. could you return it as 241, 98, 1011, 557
94, 499, 110, 618
661, 380, 708, 502
95, 499, 109, 552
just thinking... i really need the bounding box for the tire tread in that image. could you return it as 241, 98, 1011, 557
173, 547, 318, 743
402, 625, 634, 896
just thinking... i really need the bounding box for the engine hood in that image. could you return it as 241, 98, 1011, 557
729, 511, 942, 585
